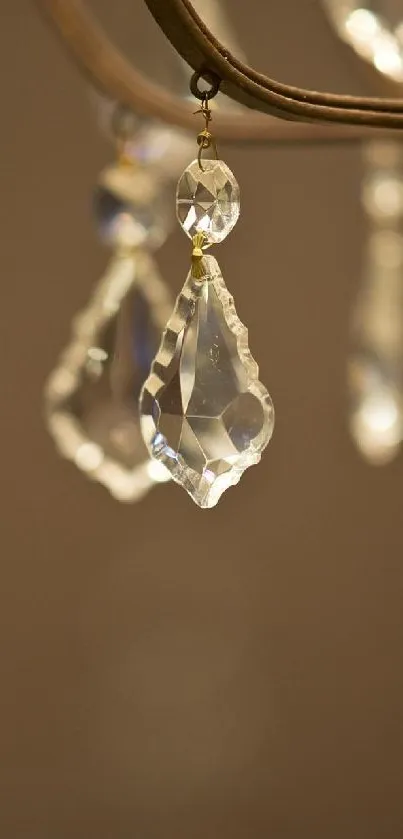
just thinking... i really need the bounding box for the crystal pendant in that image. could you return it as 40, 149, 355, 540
349, 230, 403, 464
140, 255, 274, 508
176, 159, 240, 244
348, 142, 403, 464
45, 251, 172, 501
94, 164, 169, 250
349, 349, 403, 464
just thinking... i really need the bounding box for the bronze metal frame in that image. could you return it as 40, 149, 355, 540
36, 0, 403, 143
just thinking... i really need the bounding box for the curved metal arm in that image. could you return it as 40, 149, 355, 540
144, 0, 403, 124
35, 0, 403, 144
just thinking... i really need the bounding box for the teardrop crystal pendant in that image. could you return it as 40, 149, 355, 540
140, 255, 274, 508
45, 250, 172, 501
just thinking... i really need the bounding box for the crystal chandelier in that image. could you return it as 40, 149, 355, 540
37, 0, 403, 505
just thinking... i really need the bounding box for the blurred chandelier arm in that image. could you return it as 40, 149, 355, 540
36, 0, 403, 141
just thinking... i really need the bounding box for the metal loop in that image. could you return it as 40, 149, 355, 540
190, 69, 221, 101
197, 130, 212, 148
197, 132, 218, 170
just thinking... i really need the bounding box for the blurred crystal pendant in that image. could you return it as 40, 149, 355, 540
322, 1, 403, 83
140, 152, 274, 508
45, 249, 172, 501
140, 154, 274, 508
348, 142, 403, 464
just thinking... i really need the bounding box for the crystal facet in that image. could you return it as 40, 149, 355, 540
94, 164, 169, 250
45, 251, 172, 501
176, 159, 240, 245
140, 255, 274, 508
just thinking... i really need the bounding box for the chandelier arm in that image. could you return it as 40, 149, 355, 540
35, 0, 403, 143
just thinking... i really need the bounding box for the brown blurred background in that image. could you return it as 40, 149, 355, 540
1, 2, 403, 838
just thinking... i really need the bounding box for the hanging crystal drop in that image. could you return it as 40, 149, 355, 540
140, 255, 274, 508
176, 159, 240, 244
349, 142, 403, 464
349, 229, 403, 464
45, 250, 172, 501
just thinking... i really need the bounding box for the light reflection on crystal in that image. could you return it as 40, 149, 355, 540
349, 351, 403, 464
140, 255, 274, 508
323, 1, 403, 81
362, 172, 403, 220
45, 251, 172, 501
361, 391, 399, 434
88, 347, 108, 363
75, 442, 104, 471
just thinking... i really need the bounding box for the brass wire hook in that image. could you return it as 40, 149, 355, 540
193, 88, 219, 171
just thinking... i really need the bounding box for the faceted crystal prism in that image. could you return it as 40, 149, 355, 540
176, 159, 240, 245
140, 255, 274, 508
45, 251, 172, 502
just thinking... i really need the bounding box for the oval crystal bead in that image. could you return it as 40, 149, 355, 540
94, 164, 168, 250
176, 159, 240, 245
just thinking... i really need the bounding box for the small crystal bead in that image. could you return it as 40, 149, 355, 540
176, 159, 240, 245
94, 164, 168, 250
